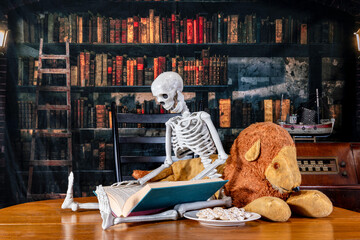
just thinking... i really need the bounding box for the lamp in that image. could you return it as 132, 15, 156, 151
0, 19, 8, 50
354, 29, 360, 52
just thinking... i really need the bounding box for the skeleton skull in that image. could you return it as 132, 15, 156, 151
151, 72, 184, 111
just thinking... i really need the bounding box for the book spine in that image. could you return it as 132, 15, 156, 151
187, 19, 193, 44
127, 17, 134, 43
149, 9, 155, 44
219, 99, 231, 128
137, 57, 144, 86
110, 18, 115, 43
102, 53, 108, 86
116, 55, 123, 86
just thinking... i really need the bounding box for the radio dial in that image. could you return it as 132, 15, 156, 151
340, 161, 346, 167
341, 171, 348, 177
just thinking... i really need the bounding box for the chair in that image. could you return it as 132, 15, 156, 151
111, 102, 190, 182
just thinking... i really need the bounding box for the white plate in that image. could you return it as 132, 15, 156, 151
183, 210, 261, 227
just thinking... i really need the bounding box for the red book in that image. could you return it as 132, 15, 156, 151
193, 18, 198, 44
121, 19, 127, 43
199, 16, 204, 44
115, 56, 124, 86
109, 18, 115, 43
171, 14, 176, 43
153, 57, 159, 80
112, 57, 116, 86
137, 57, 144, 86
158, 56, 166, 76
133, 16, 140, 44
187, 19, 193, 44
115, 56, 123, 86
115, 19, 121, 43
180, 19, 184, 43
167, 18, 172, 44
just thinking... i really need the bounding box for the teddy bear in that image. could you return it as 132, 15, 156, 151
133, 122, 333, 222
223, 122, 333, 221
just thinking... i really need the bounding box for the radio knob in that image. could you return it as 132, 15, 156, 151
341, 171, 348, 177
340, 161, 346, 167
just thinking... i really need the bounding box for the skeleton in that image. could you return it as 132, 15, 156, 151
62, 71, 230, 229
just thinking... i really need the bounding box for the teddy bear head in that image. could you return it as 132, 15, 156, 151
224, 122, 301, 207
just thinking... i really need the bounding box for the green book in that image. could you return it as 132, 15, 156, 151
101, 178, 227, 217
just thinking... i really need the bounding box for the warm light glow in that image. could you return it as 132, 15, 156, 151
0, 29, 8, 48
355, 29, 360, 52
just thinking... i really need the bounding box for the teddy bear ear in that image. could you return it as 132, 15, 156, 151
245, 139, 261, 161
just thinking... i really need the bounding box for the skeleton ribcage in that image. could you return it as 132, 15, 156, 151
169, 113, 216, 159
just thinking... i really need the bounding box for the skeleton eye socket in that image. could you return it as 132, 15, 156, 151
162, 94, 168, 99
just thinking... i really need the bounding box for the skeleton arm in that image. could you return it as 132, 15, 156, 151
194, 112, 228, 180
138, 122, 173, 185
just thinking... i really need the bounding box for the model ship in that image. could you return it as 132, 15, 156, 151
278, 89, 335, 137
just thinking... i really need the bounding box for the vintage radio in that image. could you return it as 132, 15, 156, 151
296, 142, 360, 212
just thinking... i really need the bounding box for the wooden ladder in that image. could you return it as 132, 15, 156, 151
27, 38, 72, 200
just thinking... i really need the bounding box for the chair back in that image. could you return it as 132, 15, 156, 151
111, 102, 180, 182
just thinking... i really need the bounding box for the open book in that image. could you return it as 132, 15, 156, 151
102, 178, 227, 217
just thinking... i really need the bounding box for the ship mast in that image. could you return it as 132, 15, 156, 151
316, 88, 320, 124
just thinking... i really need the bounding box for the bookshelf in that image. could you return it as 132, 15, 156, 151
6, 0, 356, 200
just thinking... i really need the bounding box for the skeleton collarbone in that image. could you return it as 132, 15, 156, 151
167, 111, 216, 159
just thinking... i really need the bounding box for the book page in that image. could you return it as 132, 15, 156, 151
103, 184, 143, 216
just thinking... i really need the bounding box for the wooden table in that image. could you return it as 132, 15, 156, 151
1, 197, 360, 240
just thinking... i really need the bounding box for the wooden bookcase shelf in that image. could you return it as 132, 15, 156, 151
17, 85, 229, 93
16, 43, 344, 58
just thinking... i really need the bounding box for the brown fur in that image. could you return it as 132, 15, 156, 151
224, 122, 295, 207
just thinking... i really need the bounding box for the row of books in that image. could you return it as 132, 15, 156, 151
72, 100, 112, 129
15, 10, 341, 45
73, 141, 114, 171
18, 101, 34, 129
263, 99, 291, 123
18, 101, 68, 129
17, 49, 228, 86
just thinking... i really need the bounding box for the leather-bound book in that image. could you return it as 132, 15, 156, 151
116, 56, 123, 86
112, 57, 116, 86
137, 57, 144, 86
102, 53, 108, 86
199, 16, 204, 44
121, 19, 127, 43
107, 57, 113, 86
149, 9, 155, 43
140, 18, 148, 43
97, 16, 103, 43
127, 17, 134, 43
219, 99, 231, 128
79, 52, 85, 87
84, 52, 90, 86
264, 99, 273, 122
115, 19, 121, 43
133, 16, 140, 44
90, 59, 95, 87
77, 15, 83, 43
187, 19, 193, 44
275, 18, 283, 43
95, 54, 102, 86
300, 24, 307, 45
155, 16, 160, 43
153, 57, 159, 80
109, 18, 115, 43
70, 65, 78, 86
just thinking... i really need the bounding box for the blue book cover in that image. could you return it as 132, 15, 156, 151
130, 179, 228, 214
